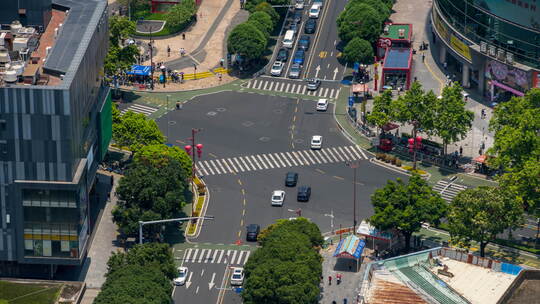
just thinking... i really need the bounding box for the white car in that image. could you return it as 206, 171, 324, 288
309, 4, 321, 18
316, 99, 328, 111
271, 190, 285, 206
173, 266, 188, 286
294, 0, 304, 9
271, 61, 284, 76
230, 267, 244, 286
311, 135, 323, 149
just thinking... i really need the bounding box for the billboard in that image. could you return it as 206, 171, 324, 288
473, 0, 540, 30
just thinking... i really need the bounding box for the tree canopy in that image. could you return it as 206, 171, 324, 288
165, 0, 197, 31
253, 2, 280, 26
227, 22, 267, 61
337, 3, 383, 43
242, 218, 322, 304
342, 37, 374, 64
105, 16, 138, 75
247, 11, 274, 38
448, 186, 524, 257
107, 243, 177, 279
112, 111, 165, 153
134, 144, 192, 179
369, 174, 447, 251
367, 89, 393, 133
433, 83, 474, 154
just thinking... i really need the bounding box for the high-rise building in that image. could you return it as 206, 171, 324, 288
432, 0, 540, 102
0, 0, 111, 276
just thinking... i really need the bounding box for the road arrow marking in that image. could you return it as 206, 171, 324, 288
209, 272, 216, 290
196, 286, 199, 294
333, 67, 339, 80
186, 272, 193, 289
315, 65, 321, 78
201, 269, 205, 277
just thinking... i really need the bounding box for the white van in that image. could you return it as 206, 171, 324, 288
283, 30, 295, 48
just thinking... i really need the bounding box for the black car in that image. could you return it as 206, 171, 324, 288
298, 35, 311, 50
292, 11, 302, 24
304, 19, 317, 34
297, 186, 311, 202
246, 224, 260, 241
277, 48, 289, 61
285, 172, 298, 187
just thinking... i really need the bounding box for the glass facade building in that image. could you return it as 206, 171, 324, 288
432, 0, 540, 100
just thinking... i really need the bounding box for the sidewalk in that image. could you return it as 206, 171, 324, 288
79, 172, 122, 304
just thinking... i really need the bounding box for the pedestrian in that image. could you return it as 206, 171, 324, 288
336, 273, 342, 285
421, 53, 425, 62
167, 45, 170, 57
443, 62, 447, 69
176, 101, 180, 110
182, 33, 186, 40
481, 109, 486, 119
220, 58, 225, 67
218, 72, 222, 81
343, 298, 348, 304
459, 146, 463, 156
328, 275, 332, 285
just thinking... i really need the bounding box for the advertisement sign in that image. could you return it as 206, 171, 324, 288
486, 60, 531, 93
450, 35, 472, 62
433, 9, 450, 41
533, 71, 540, 89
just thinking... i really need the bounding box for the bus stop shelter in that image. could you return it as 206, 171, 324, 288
333, 234, 366, 272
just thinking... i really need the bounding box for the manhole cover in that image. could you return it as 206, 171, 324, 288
242, 121, 254, 127
207, 111, 217, 116
329, 127, 337, 132
273, 109, 283, 114
259, 137, 271, 142
216, 108, 227, 112
168, 121, 176, 125
294, 139, 304, 144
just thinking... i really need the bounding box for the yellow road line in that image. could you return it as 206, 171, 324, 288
242, 209, 245, 216
243, 198, 246, 206
424, 52, 445, 94
241, 189, 245, 195
293, 115, 296, 122
240, 219, 244, 226
237, 230, 241, 237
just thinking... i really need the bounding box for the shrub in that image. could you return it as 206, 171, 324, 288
375, 153, 383, 160
391, 155, 397, 165
395, 158, 402, 167
385, 155, 394, 163
165, 0, 197, 32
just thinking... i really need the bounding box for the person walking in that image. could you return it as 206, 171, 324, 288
328, 275, 332, 285
167, 45, 170, 57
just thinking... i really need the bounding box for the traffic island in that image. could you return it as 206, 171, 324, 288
185, 176, 208, 237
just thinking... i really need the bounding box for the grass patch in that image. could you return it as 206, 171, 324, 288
0, 281, 60, 304
493, 238, 540, 255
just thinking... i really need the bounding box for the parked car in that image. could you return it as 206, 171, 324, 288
288, 22, 299, 34
293, 11, 303, 23
246, 224, 260, 241
295, 0, 304, 9
289, 63, 302, 78
230, 267, 244, 286
298, 35, 311, 50
304, 19, 317, 34
306, 78, 321, 90
297, 186, 311, 202
271, 61, 284, 76
271, 190, 285, 206
285, 172, 299, 187
293, 49, 305, 65
173, 267, 188, 286
309, 4, 321, 18
316, 98, 328, 111
276, 48, 289, 62
313, 0, 323, 6
311, 135, 323, 149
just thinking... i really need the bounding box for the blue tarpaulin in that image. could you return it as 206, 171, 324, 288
501, 263, 522, 275
126, 65, 151, 76
333, 235, 365, 259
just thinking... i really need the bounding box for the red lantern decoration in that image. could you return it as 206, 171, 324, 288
196, 143, 203, 158
415, 136, 423, 149
184, 145, 192, 155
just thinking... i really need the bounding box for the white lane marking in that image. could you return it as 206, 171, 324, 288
332, 147, 345, 161
349, 145, 363, 159
263, 81, 269, 90
191, 249, 199, 262
240, 156, 252, 171
285, 83, 291, 92
204, 249, 212, 263
211, 249, 219, 263
315, 149, 328, 163
322, 87, 329, 97
233, 157, 245, 172
284, 152, 297, 166
343, 146, 356, 160
186, 272, 193, 289
256, 154, 268, 169
230, 250, 238, 264
242, 251, 251, 264
221, 159, 233, 173
309, 150, 321, 164
257, 80, 264, 90
226, 250, 233, 264
226, 158, 238, 173
267, 82, 274, 91
196, 286, 199, 294
217, 250, 225, 263
355, 145, 368, 159
326, 148, 340, 162
296, 85, 303, 94
280, 152, 292, 166
329, 88, 335, 98
235, 251, 245, 265
248, 80, 256, 88
185, 248, 193, 261
198, 249, 206, 263
298, 150, 311, 165
251, 155, 263, 170
267, 153, 281, 168
279, 82, 285, 91
272, 153, 286, 167
290, 151, 302, 166
301, 86, 307, 95
321, 149, 336, 162
209, 160, 221, 174
290, 84, 297, 93
262, 154, 274, 168
203, 161, 215, 175
197, 162, 209, 176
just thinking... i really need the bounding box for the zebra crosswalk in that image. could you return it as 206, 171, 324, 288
244, 79, 340, 99
196, 145, 368, 176
182, 248, 251, 265
120, 103, 158, 116
433, 180, 468, 203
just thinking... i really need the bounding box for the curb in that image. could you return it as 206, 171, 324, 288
184, 176, 210, 240
369, 158, 431, 178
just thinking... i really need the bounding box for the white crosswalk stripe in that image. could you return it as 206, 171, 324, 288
433, 181, 468, 203
183, 248, 252, 265
195, 145, 369, 176
120, 104, 158, 116
245, 80, 341, 98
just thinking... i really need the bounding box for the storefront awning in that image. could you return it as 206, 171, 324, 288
352, 83, 370, 93
357, 220, 394, 241
474, 154, 488, 163
333, 235, 365, 259
126, 65, 151, 76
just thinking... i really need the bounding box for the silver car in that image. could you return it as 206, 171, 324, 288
271, 61, 284, 76
289, 63, 301, 79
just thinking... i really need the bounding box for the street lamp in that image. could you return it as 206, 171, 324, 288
346, 161, 360, 234
184, 129, 203, 215
324, 209, 335, 234
408, 133, 423, 170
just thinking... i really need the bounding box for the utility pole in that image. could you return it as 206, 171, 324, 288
347, 162, 359, 234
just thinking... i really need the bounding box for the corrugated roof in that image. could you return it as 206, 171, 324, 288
333, 235, 365, 259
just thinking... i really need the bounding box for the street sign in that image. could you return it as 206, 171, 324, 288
348, 96, 355, 107
235, 287, 243, 294
353, 62, 360, 72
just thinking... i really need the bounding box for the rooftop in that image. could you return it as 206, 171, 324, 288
383, 48, 412, 69
380, 23, 412, 41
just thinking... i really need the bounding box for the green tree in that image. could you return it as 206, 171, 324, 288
94, 264, 172, 304
448, 186, 524, 257
112, 158, 190, 237
165, 0, 197, 31
253, 2, 279, 26
367, 89, 393, 134
105, 16, 138, 75
227, 23, 267, 61
107, 243, 177, 280
135, 144, 192, 178
393, 81, 437, 169
433, 83, 474, 155
112, 111, 165, 153
109, 15, 136, 47
345, 0, 391, 21
248, 11, 274, 38
342, 37, 374, 64
369, 174, 447, 252
337, 3, 382, 43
